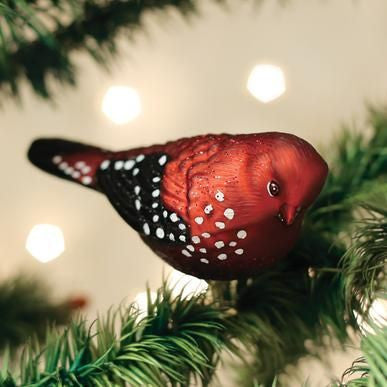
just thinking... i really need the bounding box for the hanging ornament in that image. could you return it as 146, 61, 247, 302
28, 133, 328, 280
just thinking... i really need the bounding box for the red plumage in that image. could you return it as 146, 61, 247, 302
28, 132, 328, 280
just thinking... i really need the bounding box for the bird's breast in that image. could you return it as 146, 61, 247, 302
146, 210, 302, 280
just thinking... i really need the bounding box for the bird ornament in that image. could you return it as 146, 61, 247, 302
28, 132, 328, 280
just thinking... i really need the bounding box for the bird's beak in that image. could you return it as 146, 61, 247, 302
278, 204, 299, 226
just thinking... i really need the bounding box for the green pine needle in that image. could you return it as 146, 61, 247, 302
340, 197, 387, 321
0, 0, 209, 100
0, 285, 228, 386
337, 325, 387, 387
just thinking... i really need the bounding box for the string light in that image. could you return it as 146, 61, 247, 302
102, 86, 141, 124
247, 64, 286, 103
26, 224, 65, 263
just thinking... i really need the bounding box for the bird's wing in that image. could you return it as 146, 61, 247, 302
96, 152, 188, 244
181, 141, 258, 239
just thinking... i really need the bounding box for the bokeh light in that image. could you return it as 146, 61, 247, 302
102, 86, 142, 124
26, 224, 65, 263
355, 298, 387, 334
247, 64, 286, 103
169, 269, 208, 299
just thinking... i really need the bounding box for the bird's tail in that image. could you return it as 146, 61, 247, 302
27, 138, 111, 191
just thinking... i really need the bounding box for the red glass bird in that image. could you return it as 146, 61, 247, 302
28, 133, 328, 280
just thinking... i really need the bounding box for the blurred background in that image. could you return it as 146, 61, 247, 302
0, 0, 386, 385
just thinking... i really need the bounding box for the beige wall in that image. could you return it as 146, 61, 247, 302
1, 0, 386, 385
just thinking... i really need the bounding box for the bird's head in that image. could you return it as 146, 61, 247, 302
249, 133, 329, 226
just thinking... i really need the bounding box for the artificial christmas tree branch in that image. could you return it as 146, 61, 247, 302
337, 325, 387, 386
308, 107, 387, 235
0, 285, 230, 386
0, 0, 228, 100
341, 198, 387, 316
1, 107, 386, 386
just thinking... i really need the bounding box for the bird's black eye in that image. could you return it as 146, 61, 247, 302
267, 181, 280, 197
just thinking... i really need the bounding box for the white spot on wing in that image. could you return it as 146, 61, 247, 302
156, 228, 165, 239
170, 213, 179, 222
195, 217, 204, 225
82, 166, 91, 174
235, 249, 244, 255
152, 176, 161, 183
215, 241, 225, 249
182, 249, 192, 257
152, 189, 160, 198
217, 253, 227, 260
82, 176, 92, 185
143, 223, 150, 235
124, 160, 135, 170
237, 230, 247, 239
204, 204, 213, 214
114, 160, 124, 170
178, 223, 186, 230
136, 154, 145, 162
215, 222, 225, 229
135, 199, 141, 211
200, 258, 209, 264
179, 235, 186, 242
52, 156, 62, 164
229, 241, 237, 247
75, 161, 85, 169
199, 248, 207, 253
201, 233, 211, 238
158, 155, 167, 166
132, 168, 139, 176
215, 190, 224, 202
192, 236, 200, 244
152, 215, 159, 222
224, 208, 234, 220
134, 186, 141, 195
100, 160, 110, 170
65, 167, 74, 175
186, 245, 195, 252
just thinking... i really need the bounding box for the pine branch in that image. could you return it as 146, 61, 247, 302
212, 247, 352, 385
0, 0, 224, 100
308, 107, 387, 235
337, 325, 387, 387
0, 285, 229, 386
341, 197, 387, 320
0, 275, 79, 351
